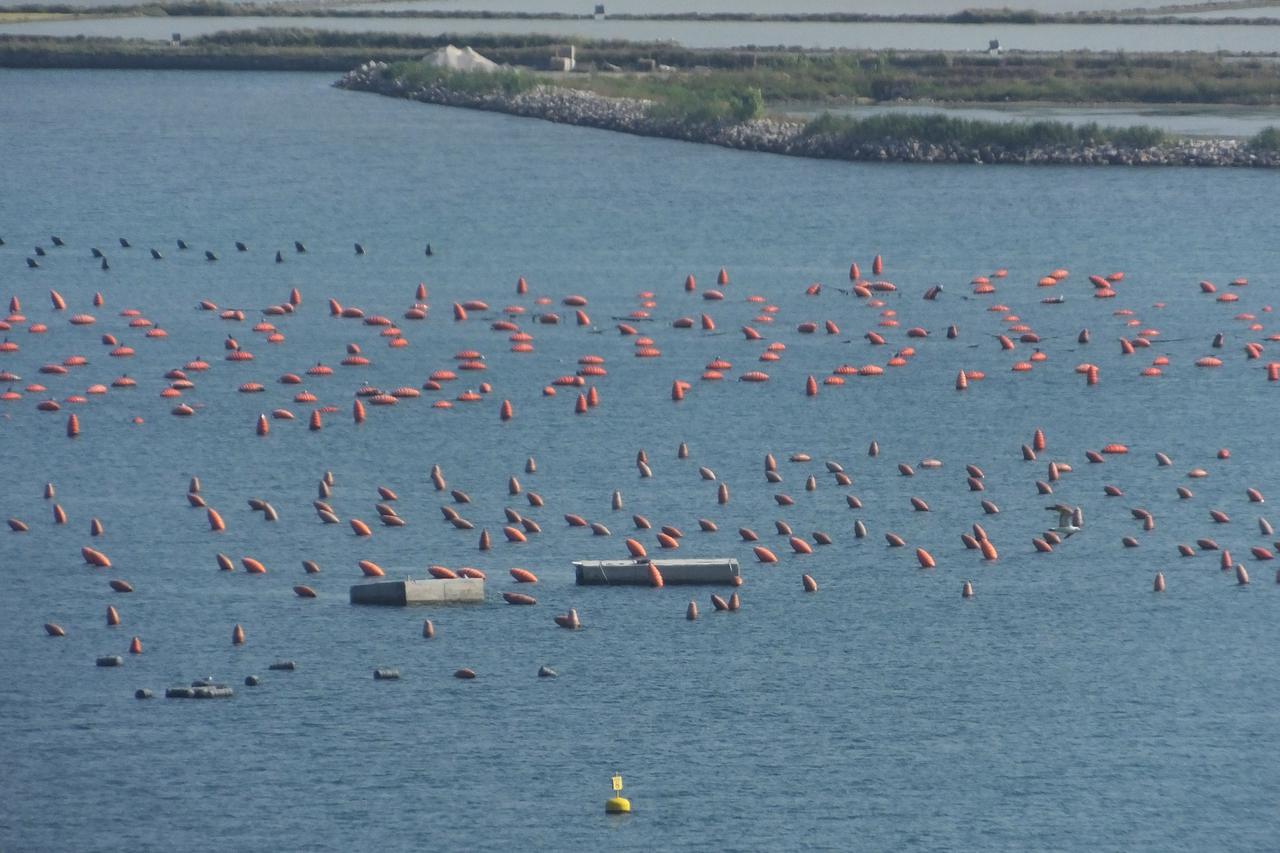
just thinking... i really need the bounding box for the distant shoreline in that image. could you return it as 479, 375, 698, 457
337, 61, 1280, 168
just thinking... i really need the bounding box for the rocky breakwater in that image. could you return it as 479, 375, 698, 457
337, 62, 1278, 168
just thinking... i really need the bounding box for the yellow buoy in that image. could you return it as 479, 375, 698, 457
605, 773, 631, 814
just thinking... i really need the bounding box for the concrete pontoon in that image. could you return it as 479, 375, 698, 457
573, 558, 740, 586
349, 577, 485, 606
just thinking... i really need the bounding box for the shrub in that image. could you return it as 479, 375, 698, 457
801, 111, 1167, 152
1249, 126, 1280, 152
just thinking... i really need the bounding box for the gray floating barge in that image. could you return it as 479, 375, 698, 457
573, 558, 740, 586
349, 577, 485, 606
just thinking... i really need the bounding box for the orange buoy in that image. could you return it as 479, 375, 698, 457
648, 562, 664, 587
232, 623, 245, 645
105, 605, 120, 626
802, 574, 818, 592
656, 532, 679, 550
790, 536, 813, 555
207, 508, 226, 532
215, 553, 234, 572
1236, 564, 1250, 585
293, 585, 317, 598
66, 413, 80, 438
504, 526, 527, 543
256, 413, 269, 436
979, 539, 998, 562
109, 579, 133, 593
350, 518, 372, 536
429, 566, 458, 579
753, 546, 778, 563
916, 548, 936, 569
129, 636, 142, 654
44, 623, 66, 637
81, 546, 111, 567
358, 559, 385, 577
242, 557, 266, 574
510, 568, 538, 583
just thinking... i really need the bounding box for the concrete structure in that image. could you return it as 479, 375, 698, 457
574, 558, 740, 586
349, 577, 485, 605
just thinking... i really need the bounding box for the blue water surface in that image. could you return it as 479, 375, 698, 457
0, 70, 1278, 852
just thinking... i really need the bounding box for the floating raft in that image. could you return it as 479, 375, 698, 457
573, 558, 740, 586
166, 683, 234, 699
349, 577, 485, 606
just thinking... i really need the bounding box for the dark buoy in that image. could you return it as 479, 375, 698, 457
244, 675, 260, 686
425, 244, 434, 256
205, 251, 218, 261
538, 665, 557, 678
100, 257, 109, 270
150, 248, 163, 259
268, 660, 296, 671
51, 235, 65, 246
135, 688, 152, 699
118, 237, 131, 248
91, 247, 103, 258
275, 250, 283, 263
34, 246, 46, 257
177, 239, 189, 249
97, 655, 124, 667
26, 258, 39, 268
294, 241, 306, 253
373, 668, 400, 680
354, 243, 365, 255
235, 241, 247, 252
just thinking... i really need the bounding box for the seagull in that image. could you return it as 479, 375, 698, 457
1045, 504, 1082, 537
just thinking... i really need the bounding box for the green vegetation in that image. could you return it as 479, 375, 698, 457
800, 111, 1169, 151
1250, 126, 1280, 151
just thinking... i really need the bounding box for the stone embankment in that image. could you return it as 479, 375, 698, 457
337, 62, 1278, 167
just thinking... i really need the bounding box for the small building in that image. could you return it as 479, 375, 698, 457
550, 45, 576, 72
594, 4, 605, 19
988, 39, 1001, 56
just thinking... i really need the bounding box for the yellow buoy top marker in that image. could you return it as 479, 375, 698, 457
605, 773, 631, 814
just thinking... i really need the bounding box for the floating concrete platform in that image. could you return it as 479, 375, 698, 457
574, 558, 740, 586
349, 577, 485, 606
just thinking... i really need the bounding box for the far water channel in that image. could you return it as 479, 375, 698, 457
2, 15, 1279, 54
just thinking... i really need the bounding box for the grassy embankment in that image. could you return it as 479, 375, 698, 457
385, 59, 1280, 153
